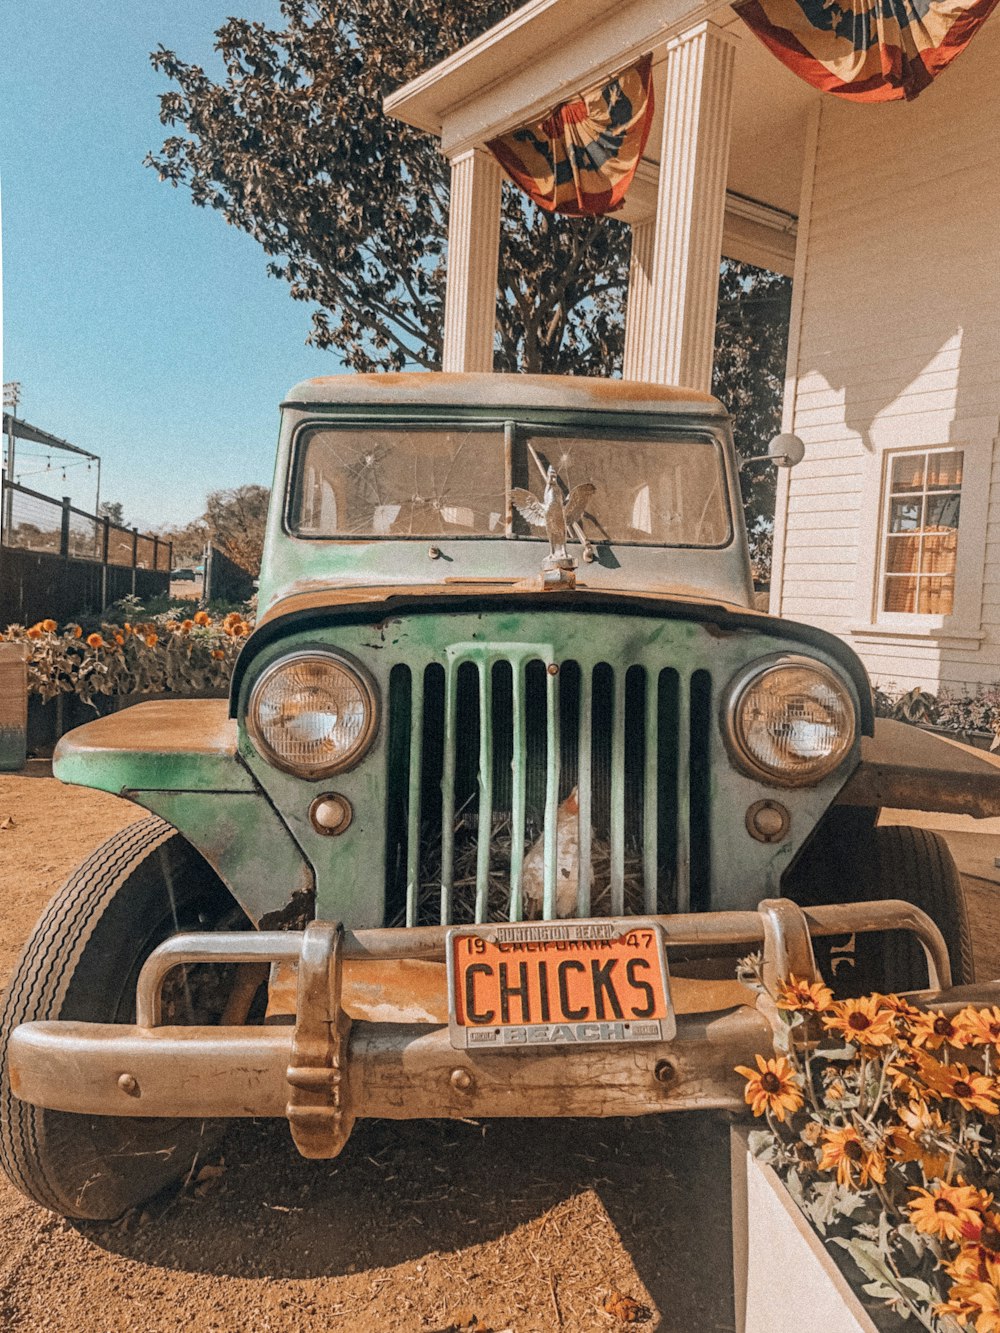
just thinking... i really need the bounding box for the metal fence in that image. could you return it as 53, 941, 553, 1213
2, 479, 172, 571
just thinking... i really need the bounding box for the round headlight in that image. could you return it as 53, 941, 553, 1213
726, 656, 856, 786
247, 651, 378, 777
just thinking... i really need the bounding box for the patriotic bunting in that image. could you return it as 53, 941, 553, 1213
486, 54, 654, 217
735, 0, 999, 102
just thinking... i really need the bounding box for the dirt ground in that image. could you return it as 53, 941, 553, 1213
0, 773, 737, 1333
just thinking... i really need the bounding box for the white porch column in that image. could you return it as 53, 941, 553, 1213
623, 217, 656, 380
441, 147, 503, 373
645, 22, 736, 390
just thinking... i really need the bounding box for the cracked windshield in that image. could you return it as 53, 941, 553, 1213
292, 425, 730, 546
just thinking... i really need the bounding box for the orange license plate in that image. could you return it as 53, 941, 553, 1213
446, 920, 674, 1049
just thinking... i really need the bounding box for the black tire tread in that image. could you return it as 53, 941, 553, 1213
0, 816, 194, 1216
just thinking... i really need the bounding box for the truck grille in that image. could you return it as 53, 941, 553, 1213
384, 655, 712, 926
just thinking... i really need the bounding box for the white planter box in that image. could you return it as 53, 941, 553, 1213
731, 1127, 881, 1333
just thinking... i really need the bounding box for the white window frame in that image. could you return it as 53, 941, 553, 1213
851, 430, 991, 649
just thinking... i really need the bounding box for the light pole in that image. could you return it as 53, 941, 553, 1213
2, 381, 21, 539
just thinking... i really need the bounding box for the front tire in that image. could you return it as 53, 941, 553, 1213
798, 823, 974, 995
0, 816, 245, 1219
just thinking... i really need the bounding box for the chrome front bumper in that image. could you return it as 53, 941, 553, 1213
9, 897, 994, 1160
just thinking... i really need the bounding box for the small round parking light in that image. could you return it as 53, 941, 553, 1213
309, 793, 353, 837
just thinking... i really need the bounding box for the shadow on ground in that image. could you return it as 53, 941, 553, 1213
80, 1112, 736, 1329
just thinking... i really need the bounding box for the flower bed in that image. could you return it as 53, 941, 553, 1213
875, 684, 1000, 752
736, 962, 1000, 1331
1, 608, 252, 708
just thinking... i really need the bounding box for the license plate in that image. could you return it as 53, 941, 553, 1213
446, 919, 675, 1050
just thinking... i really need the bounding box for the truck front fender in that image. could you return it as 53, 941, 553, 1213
53, 699, 313, 925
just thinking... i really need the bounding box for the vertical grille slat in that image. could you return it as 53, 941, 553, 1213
542, 660, 560, 920
576, 665, 593, 918
405, 668, 424, 928
643, 669, 658, 916
440, 664, 458, 924
384, 648, 712, 927
508, 661, 528, 922
674, 674, 692, 914
474, 661, 494, 923
609, 666, 627, 917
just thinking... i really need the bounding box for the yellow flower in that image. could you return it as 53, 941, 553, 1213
887, 1101, 951, 1180
818, 1125, 886, 1189
26, 627, 42, 640
936, 1280, 986, 1326
145, 633, 158, 648
776, 974, 833, 1013
40, 618, 57, 632
734, 1054, 804, 1122
910, 1008, 964, 1050
181, 619, 194, 632
956, 1006, 1000, 1052
124, 621, 132, 633
193, 610, 211, 626
822, 997, 897, 1048
72, 625, 82, 638
211, 649, 225, 660
874, 993, 922, 1020
114, 633, 125, 646
923, 1061, 1000, 1114
86, 633, 104, 649
909, 1180, 992, 1243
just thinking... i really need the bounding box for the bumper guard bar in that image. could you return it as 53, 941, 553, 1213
9, 898, 997, 1159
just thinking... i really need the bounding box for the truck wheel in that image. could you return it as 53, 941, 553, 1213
822, 825, 974, 996
0, 815, 249, 1220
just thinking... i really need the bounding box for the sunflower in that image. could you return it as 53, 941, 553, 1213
734, 1054, 804, 1122
936, 1280, 985, 1327
775, 974, 833, 1013
86, 633, 105, 649
194, 610, 211, 626
40, 618, 57, 632
818, 1125, 886, 1189
875, 993, 922, 1020
211, 649, 225, 660
922, 1061, 1000, 1114
887, 1101, 951, 1180
145, 633, 159, 648
956, 1007, 1000, 1052
910, 1008, 964, 1051
968, 1281, 1000, 1333
909, 1180, 992, 1242
822, 997, 897, 1048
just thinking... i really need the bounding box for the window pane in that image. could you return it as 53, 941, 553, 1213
889, 498, 922, 532
883, 576, 917, 613
925, 492, 960, 529
885, 534, 919, 573
919, 576, 955, 614
926, 451, 963, 489
291, 427, 507, 537
520, 434, 730, 547
890, 455, 926, 493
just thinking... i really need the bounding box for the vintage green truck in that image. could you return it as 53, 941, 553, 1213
3, 373, 999, 1220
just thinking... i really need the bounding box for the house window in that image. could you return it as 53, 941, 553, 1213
880, 449, 963, 615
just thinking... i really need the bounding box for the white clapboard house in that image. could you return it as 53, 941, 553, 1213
386, 0, 1000, 694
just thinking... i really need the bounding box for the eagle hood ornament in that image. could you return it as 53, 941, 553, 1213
511, 467, 597, 579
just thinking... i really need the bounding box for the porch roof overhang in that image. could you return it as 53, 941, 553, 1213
385, 0, 820, 274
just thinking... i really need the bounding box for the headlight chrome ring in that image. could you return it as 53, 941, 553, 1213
247, 649, 379, 778
723, 654, 856, 787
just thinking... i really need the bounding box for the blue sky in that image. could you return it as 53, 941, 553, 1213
1, 2, 343, 530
